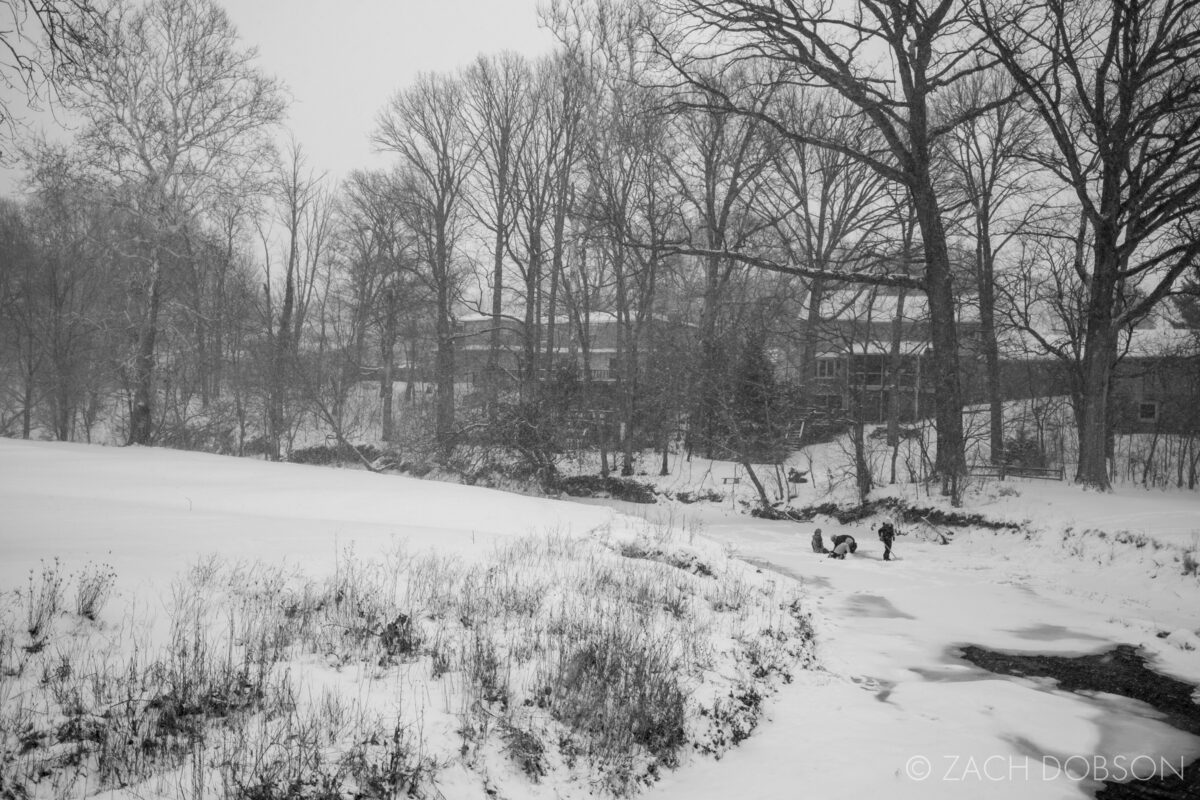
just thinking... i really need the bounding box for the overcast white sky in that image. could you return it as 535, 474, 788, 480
0, 0, 558, 194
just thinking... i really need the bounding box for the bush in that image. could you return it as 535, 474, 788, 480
673, 488, 724, 504
547, 626, 687, 768
74, 562, 116, 621
554, 475, 657, 504
1001, 429, 1047, 469
25, 559, 63, 638
288, 442, 384, 467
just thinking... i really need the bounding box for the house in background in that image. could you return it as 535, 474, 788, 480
453, 312, 688, 388
994, 307, 1200, 436
1110, 314, 1200, 434
782, 287, 983, 424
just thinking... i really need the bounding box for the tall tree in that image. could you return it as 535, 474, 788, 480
375, 72, 477, 451
667, 65, 778, 457
767, 90, 895, 419
940, 70, 1042, 466
652, 0, 1013, 501
341, 168, 417, 443
464, 53, 533, 408
65, 0, 283, 444
259, 143, 328, 461
976, 0, 1200, 488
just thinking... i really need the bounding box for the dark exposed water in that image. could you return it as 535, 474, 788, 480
960, 644, 1200, 799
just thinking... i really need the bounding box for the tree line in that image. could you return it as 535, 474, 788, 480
2, 0, 1200, 500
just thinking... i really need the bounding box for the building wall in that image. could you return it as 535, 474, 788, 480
1111, 356, 1200, 434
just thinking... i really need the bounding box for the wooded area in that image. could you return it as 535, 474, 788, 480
3, 0, 1200, 502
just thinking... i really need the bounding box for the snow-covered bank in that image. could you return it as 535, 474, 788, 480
3, 438, 1200, 799
0, 439, 810, 799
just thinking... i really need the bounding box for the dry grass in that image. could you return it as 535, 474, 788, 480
0, 518, 814, 798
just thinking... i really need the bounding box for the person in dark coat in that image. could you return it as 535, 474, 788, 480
828, 533, 857, 559
878, 521, 897, 561
811, 528, 828, 553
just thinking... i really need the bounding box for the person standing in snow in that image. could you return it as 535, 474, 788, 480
878, 521, 897, 561
811, 528, 827, 553
828, 533, 857, 559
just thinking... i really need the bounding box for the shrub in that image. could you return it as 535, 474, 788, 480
502, 722, 548, 781
288, 443, 384, 467
554, 475, 657, 504
25, 559, 63, 638
547, 625, 687, 768
1001, 429, 1047, 469
74, 562, 117, 621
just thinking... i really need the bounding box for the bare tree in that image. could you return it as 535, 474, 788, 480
939, 69, 1044, 466
975, 0, 1200, 489
463, 53, 533, 409
768, 90, 897, 417
375, 72, 477, 451
0, 0, 102, 159
258, 143, 328, 461
341, 168, 421, 442
666, 65, 779, 457
535, 53, 590, 378
65, 0, 283, 445
651, 0, 1017, 502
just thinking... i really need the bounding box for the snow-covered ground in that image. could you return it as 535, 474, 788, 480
2, 437, 1200, 799
639, 498, 1200, 799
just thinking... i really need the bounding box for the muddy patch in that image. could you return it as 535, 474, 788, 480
740, 556, 831, 591
960, 644, 1200, 798
1007, 623, 1113, 644
843, 592, 915, 619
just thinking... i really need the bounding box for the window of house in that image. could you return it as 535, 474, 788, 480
852, 355, 885, 386
1138, 401, 1159, 422
818, 394, 843, 412
815, 358, 841, 379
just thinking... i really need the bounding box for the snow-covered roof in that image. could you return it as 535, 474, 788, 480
1125, 313, 1199, 358
818, 287, 980, 324
815, 340, 930, 357
997, 309, 1199, 360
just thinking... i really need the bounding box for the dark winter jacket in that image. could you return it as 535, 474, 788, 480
828, 534, 857, 558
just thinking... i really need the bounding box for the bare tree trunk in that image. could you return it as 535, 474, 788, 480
979, 226, 1004, 465
1076, 237, 1121, 489
486, 222, 504, 414
380, 286, 398, 441
21, 364, 33, 440
129, 251, 163, 446
434, 259, 456, 452
740, 455, 772, 510
850, 385, 872, 503
911, 180, 965, 500
267, 223, 298, 463
886, 288, 908, 484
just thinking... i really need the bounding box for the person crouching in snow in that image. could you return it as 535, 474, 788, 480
878, 521, 897, 561
811, 528, 828, 553
828, 534, 857, 559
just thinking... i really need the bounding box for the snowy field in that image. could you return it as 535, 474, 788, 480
2, 437, 1200, 799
